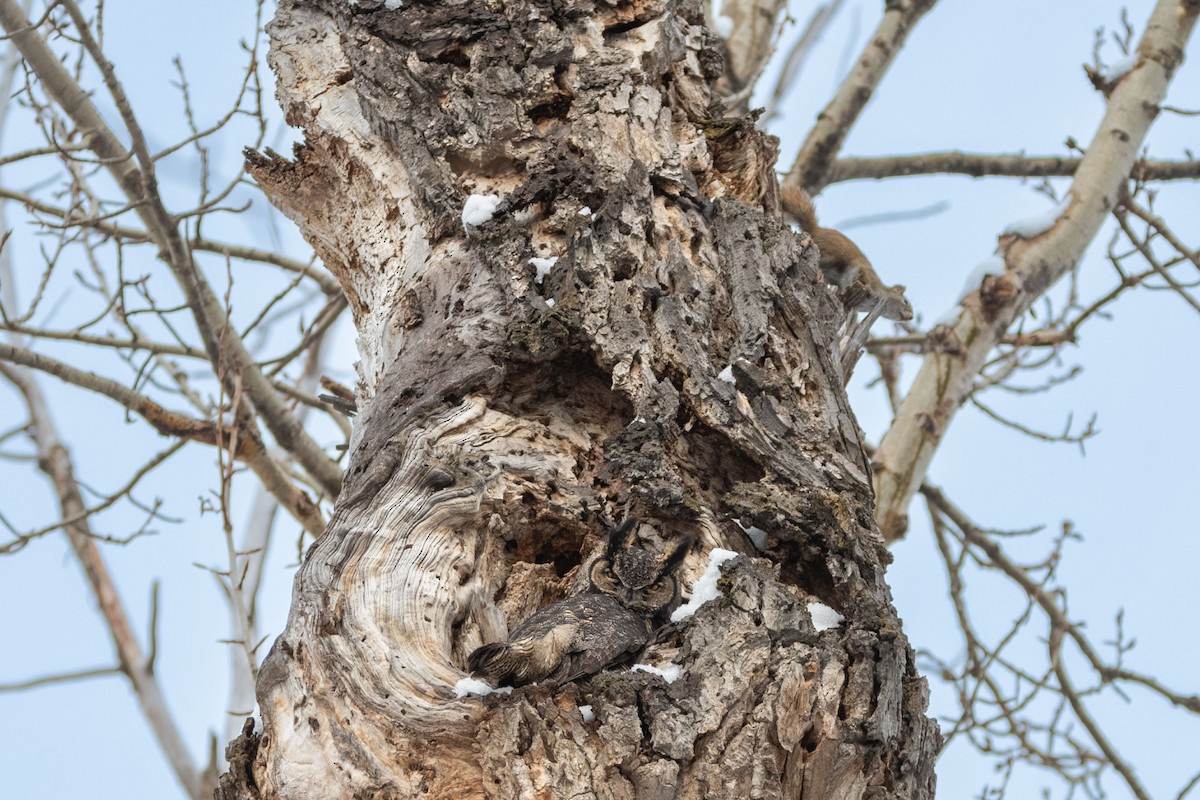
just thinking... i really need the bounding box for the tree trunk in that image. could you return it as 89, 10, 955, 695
219, 0, 940, 797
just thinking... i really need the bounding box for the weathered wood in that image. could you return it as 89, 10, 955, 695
221, 0, 940, 797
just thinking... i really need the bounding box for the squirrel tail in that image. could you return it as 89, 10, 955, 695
779, 184, 819, 231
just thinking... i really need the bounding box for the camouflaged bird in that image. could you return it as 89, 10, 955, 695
467, 519, 692, 687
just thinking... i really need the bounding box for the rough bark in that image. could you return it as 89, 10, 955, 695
219, 0, 939, 798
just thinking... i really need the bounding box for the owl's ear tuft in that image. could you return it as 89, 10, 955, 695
604, 517, 639, 559
661, 535, 693, 573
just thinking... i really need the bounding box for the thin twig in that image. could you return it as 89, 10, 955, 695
921, 483, 1200, 714
0, 0, 343, 495
0, 186, 340, 294
1050, 626, 1152, 800
0, 665, 123, 691
827, 152, 1200, 184
0, 361, 203, 800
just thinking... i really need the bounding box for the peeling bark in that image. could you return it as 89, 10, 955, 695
220, 0, 939, 797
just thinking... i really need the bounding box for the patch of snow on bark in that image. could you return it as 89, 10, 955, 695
671, 548, 739, 622
454, 677, 513, 698
530, 256, 559, 284
1000, 195, 1071, 238
462, 194, 501, 228
957, 255, 1007, 302
808, 602, 844, 631
1102, 53, 1138, 80
631, 663, 683, 683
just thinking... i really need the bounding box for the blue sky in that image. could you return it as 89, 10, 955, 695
0, 1, 1197, 798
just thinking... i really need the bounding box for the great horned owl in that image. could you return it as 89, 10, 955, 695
467, 519, 691, 687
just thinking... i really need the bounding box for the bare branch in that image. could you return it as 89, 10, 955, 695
58, 1, 157, 186
921, 484, 1200, 715
0, 184, 339, 292
0, 362, 203, 800
0, 139, 90, 167
0, 344, 326, 537
969, 397, 1098, 449
272, 377, 353, 438
759, 0, 844, 119
0, 440, 186, 555
786, 0, 940, 191
1123, 195, 1200, 272
0, 0, 343, 496
0, 665, 123, 692
214, 365, 260, 703
0, 320, 203, 358
872, 0, 1199, 541
1114, 206, 1200, 313
1050, 627, 1152, 800
223, 329, 332, 744
719, 0, 791, 109
1178, 769, 1200, 800
827, 151, 1200, 184
0, 342, 230, 443
262, 294, 348, 376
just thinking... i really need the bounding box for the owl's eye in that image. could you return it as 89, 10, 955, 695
590, 559, 621, 590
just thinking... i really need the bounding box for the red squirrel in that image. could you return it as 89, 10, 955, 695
780, 185, 912, 321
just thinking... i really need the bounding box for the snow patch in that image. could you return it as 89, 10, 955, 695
671, 548, 739, 622
512, 206, 539, 225
808, 602, 844, 632
579, 704, 595, 722
578, 206, 593, 217
462, 194, 501, 228
1102, 53, 1138, 81
454, 677, 513, 698
631, 663, 683, 683
956, 255, 1006, 302
545, 298, 556, 309
714, 15, 734, 38
1001, 195, 1070, 238
530, 256, 559, 284
718, 365, 735, 384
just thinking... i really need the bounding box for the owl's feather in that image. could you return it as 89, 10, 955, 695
467, 520, 692, 687
468, 594, 650, 686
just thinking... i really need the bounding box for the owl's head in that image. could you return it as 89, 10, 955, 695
588, 518, 692, 620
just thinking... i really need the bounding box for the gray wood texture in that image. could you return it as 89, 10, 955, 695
218, 0, 941, 797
